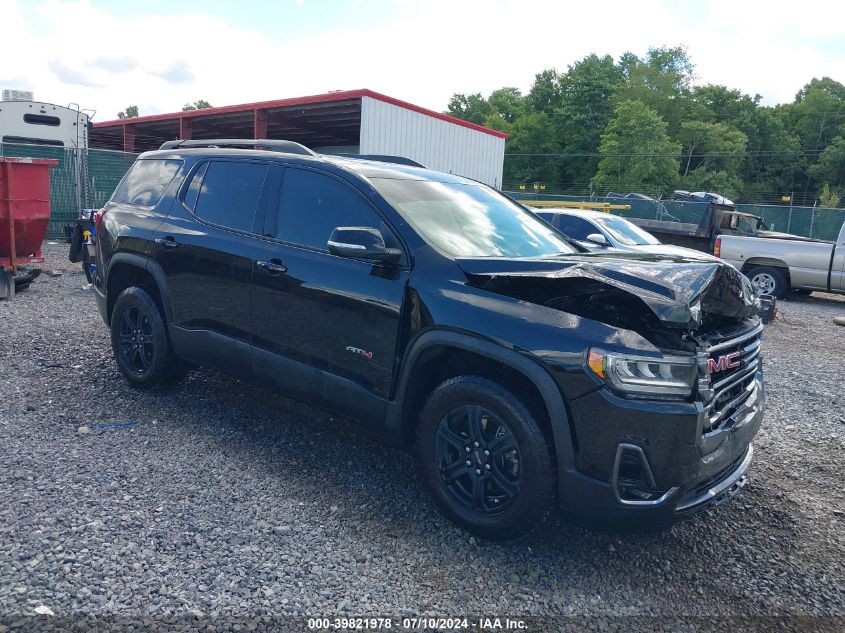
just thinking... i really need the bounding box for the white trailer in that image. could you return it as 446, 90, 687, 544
0, 100, 92, 148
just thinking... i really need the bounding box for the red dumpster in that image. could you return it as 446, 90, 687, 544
0, 157, 58, 299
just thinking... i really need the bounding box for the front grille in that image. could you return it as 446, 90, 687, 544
702, 323, 763, 434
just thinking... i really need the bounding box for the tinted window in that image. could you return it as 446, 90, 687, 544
24, 114, 61, 126
277, 168, 386, 251
194, 161, 269, 233
594, 216, 660, 246
535, 211, 556, 225
182, 162, 209, 211
555, 215, 595, 241
112, 159, 182, 207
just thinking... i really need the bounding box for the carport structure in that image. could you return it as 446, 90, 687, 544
90, 89, 507, 187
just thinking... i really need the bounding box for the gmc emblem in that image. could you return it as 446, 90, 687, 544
708, 351, 741, 374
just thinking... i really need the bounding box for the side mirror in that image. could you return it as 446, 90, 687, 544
586, 233, 609, 246
328, 227, 401, 263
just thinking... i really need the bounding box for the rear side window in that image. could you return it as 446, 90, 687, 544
556, 215, 595, 241
112, 159, 182, 207
276, 168, 387, 251
193, 161, 269, 233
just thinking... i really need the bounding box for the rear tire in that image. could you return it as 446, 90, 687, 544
110, 286, 189, 388
416, 376, 556, 540
746, 266, 788, 299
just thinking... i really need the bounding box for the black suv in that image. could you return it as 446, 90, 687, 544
94, 140, 764, 539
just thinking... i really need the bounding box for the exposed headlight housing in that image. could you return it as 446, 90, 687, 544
588, 348, 697, 399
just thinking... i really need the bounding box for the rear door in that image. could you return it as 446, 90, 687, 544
250, 166, 409, 425
152, 158, 275, 377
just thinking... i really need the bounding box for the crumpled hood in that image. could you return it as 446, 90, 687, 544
457, 252, 760, 330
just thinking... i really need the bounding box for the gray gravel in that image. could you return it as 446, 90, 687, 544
1, 244, 843, 626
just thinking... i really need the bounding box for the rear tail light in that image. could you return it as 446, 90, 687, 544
93, 207, 107, 231
714, 237, 721, 258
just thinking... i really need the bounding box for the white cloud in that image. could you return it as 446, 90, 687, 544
0, 0, 842, 123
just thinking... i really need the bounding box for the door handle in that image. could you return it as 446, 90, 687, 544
154, 237, 178, 250
256, 259, 287, 275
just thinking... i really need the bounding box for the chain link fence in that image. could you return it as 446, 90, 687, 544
0, 142, 138, 238
3, 141, 842, 243
507, 191, 845, 242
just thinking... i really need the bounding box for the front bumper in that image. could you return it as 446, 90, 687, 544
557, 373, 764, 523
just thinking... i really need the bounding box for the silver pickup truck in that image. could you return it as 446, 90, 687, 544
716, 222, 845, 298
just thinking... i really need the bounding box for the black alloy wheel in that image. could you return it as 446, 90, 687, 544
417, 376, 555, 540
110, 286, 189, 388
434, 404, 522, 515
117, 305, 154, 374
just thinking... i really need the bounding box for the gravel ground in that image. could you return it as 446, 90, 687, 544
1, 243, 843, 629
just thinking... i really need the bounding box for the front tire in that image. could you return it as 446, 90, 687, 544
416, 376, 556, 540
110, 287, 188, 388
747, 266, 788, 299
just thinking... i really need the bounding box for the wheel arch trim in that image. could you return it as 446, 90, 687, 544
387, 329, 575, 472
105, 253, 174, 323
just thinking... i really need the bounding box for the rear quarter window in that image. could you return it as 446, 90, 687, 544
111, 159, 182, 207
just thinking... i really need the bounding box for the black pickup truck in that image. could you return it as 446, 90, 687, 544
94, 140, 764, 539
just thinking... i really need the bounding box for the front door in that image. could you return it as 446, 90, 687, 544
251, 166, 409, 425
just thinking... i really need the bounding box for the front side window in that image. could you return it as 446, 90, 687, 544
594, 216, 660, 246
372, 178, 576, 258
276, 168, 390, 252
193, 161, 269, 233
112, 159, 182, 207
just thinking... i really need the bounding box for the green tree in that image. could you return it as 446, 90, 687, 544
117, 105, 139, 119
182, 99, 213, 111
593, 100, 681, 195
487, 87, 526, 124
810, 134, 845, 188
677, 121, 747, 176
446, 93, 494, 125
555, 54, 626, 187
526, 69, 564, 116
502, 112, 561, 186
817, 183, 841, 208
618, 46, 695, 136
736, 106, 803, 200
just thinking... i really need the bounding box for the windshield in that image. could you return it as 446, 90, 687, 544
372, 178, 577, 257
594, 216, 661, 246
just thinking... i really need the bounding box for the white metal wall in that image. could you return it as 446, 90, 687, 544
359, 96, 505, 188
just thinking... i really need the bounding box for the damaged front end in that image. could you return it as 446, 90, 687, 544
459, 253, 764, 433
457, 253, 765, 514
457, 253, 760, 353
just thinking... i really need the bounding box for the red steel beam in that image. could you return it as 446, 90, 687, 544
123, 124, 135, 153
254, 109, 268, 138
180, 117, 193, 140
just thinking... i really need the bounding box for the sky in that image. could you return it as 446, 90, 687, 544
1, 0, 844, 123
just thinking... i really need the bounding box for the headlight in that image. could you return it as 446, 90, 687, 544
588, 348, 697, 399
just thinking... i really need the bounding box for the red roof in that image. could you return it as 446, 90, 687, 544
93, 88, 508, 139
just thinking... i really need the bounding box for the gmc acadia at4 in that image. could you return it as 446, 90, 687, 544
94, 139, 765, 539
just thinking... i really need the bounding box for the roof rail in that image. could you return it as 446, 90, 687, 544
337, 154, 425, 168
158, 138, 316, 156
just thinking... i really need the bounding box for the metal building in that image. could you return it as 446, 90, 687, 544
90, 89, 507, 187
